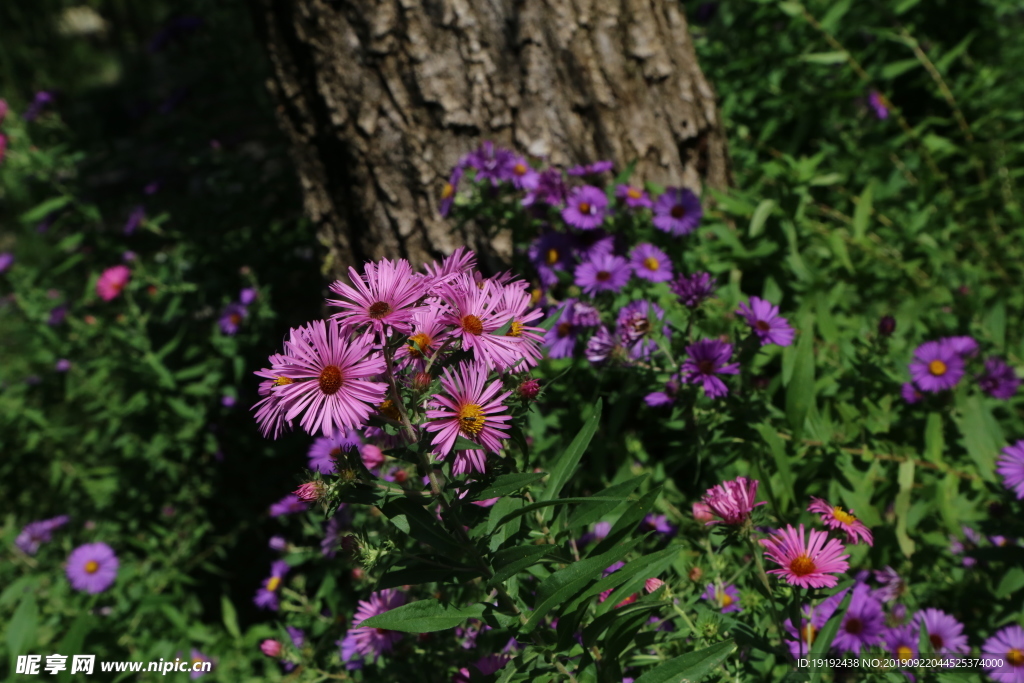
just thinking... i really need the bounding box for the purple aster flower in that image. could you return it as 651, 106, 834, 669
586, 325, 620, 363
308, 436, 345, 474
571, 301, 601, 327
783, 589, 847, 659
55, 359, 71, 372
944, 335, 979, 358
345, 589, 406, 661
872, 566, 907, 603
616, 184, 653, 209
22, 91, 54, 121
66, 542, 119, 593
571, 228, 618, 261
269, 494, 308, 518
997, 441, 1024, 500
645, 374, 681, 407
883, 624, 918, 666
0, 252, 13, 273
575, 253, 630, 296
908, 340, 964, 392
833, 583, 885, 655
580, 521, 612, 546
681, 339, 740, 399
454, 655, 511, 682
562, 185, 609, 230
701, 583, 741, 613
188, 649, 213, 679
124, 205, 145, 235
321, 514, 347, 557
218, 303, 248, 335
915, 608, 969, 655
652, 187, 702, 236
737, 297, 795, 347
439, 165, 463, 217
640, 514, 676, 535
670, 271, 716, 307
868, 90, 890, 120
240, 288, 258, 305
48, 305, 68, 326
522, 169, 567, 207
528, 230, 575, 288
544, 301, 583, 359
509, 155, 540, 190
254, 560, 290, 611
15, 515, 70, 554
901, 382, 922, 404
268, 536, 287, 551
338, 633, 364, 671
616, 300, 668, 361
629, 243, 673, 283
466, 141, 515, 185
978, 357, 1020, 399
567, 160, 614, 176
983, 625, 1024, 683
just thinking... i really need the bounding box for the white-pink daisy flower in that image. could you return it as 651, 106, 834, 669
425, 362, 512, 456
327, 258, 426, 333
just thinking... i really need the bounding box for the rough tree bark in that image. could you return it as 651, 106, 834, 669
251, 0, 730, 275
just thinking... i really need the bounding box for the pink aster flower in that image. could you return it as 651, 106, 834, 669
397, 306, 451, 370
494, 283, 545, 370
761, 524, 850, 589
702, 476, 765, 526
629, 243, 673, 283
346, 589, 406, 661
425, 362, 512, 457
737, 297, 795, 347
998, 441, 1024, 500
259, 320, 388, 439
575, 253, 630, 296
692, 502, 715, 524
439, 273, 522, 370
561, 185, 608, 230
96, 265, 131, 301
420, 246, 478, 291
983, 625, 1024, 683
327, 258, 427, 333
808, 496, 873, 546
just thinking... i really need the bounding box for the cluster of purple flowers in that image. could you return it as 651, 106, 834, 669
904, 335, 1019, 401
218, 287, 257, 335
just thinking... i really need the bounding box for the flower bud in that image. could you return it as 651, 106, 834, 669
692, 502, 714, 524
412, 371, 433, 392
878, 315, 896, 337
293, 481, 324, 503
260, 639, 282, 657
688, 566, 703, 582
518, 378, 540, 400
645, 577, 665, 594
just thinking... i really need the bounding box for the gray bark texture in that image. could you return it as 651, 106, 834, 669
252, 0, 731, 275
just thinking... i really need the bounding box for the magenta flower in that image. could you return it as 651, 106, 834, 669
495, 284, 545, 369
832, 583, 885, 655
66, 542, 119, 594
702, 583, 741, 613
908, 340, 964, 392
629, 243, 673, 283
260, 640, 282, 657
561, 185, 608, 230
439, 274, 522, 370
616, 184, 653, 209
425, 362, 511, 458
254, 560, 289, 611
218, 303, 248, 335
15, 515, 69, 555
308, 436, 346, 474
652, 187, 702, 236
586, 325, 620, 363
397, 306, 450, 370
0, 252, 13, 273
997, 441, 1024, 500
269, 494, 308, 517
257, 320, 388, 439
915, 608, 969, 655
944, 335, 978, 358
737, 297, 795, 347
868, 90, 890, 120
327, 258, 426, 334
575, 253, 630, 296
807, 496, 873, 546
761, 524, 850, 589
901, 382, 922, 404
96, 265, 131, 301
345, 589, 406, 662
978, 356, 1020, 399
671, 271, 716, 307
616, 300, 667, 361
702, 476, 765, 525
983, 625, 1024, 682
680, 339, 740, 399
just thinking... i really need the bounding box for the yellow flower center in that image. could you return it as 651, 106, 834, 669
441, 183, 454, 200
85, 560, 99, 574
627, 188, 642, 199
378, 400, 402, 422
1008, 649, 1024, 667
643, 256, 660, 272
274, 376, 294, 386
720, 592, 733, 608
790, 555, 817, 577
578, 202, 592, 215
896, 646, 913, 664
461, 314, 484, 335
800, 624, 817, 645
408, 332, 432, 358
832, 506, 857, 525
368, 301, 392, 319
458, 403, 485, 436
318, 365, 343, 395
928, 359, 947, 376
546, 248, 560, 265
267, 576, 281, 592
513, 162, 528, 176
507, 321, 524, 337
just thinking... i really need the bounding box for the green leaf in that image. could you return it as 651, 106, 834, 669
19, 195, 72, 224
8, 594, 38, 677
894, 460, 916, 557
590, 547, 679, 616
881, 59, 919, 79
819, 0, 852, 32
487, 545, 556, 586
540, 399, 602, 503
852, 182, 874, 242
986, 301, 1006, 350
808, 172, 845, 186
634, 639, 736, 683
924, 412, 944, 465
590, 487, 662, 557
894, 0, 922, 14
358, 599, 485, 633
565, 475, 647, 531
778, 2, 804, 17
377, 563, 482, 589
956, 395, 997, 482
56, 613, 93, 683
785, 324, 815, 439
995, 567, 1024, 599
221, 595, 242, 640
493, 497, 622, 531
748, 199, 775, 238
754, 423, 794, 511
799, 52, 847, 65
380, 498, 465, 557
473, 473, 546, 500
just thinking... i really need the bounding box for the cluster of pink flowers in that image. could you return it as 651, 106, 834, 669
253, 250, 542, 475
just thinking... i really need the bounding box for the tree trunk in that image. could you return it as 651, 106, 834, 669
251, 0, 730, 276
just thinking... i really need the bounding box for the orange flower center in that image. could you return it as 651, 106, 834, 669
513, 163, 528, 176
1008, 649, 1024, 667
643, 257, 660, 272
790, 555, 817, 577
230, 313, 242, 326
507, 321, 524, 337
441, 183, 455, 199
579, 202, 592, 215
670, 205, 685, 219
928, 359, 947, 376
408, 332, 432, 358
368, 301, 392, 319
318, 365, 343, 395
546, 248, 560, 265
267, 576, 281, 592
461, 314, 484, 335
720, 592, 733, 608
833, 506, 857, 525
85, 560, 100, 574
896, 646, 913, 664
800, 624, 817, 645
627, 188, 642, 199
458, 403, 485, 436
